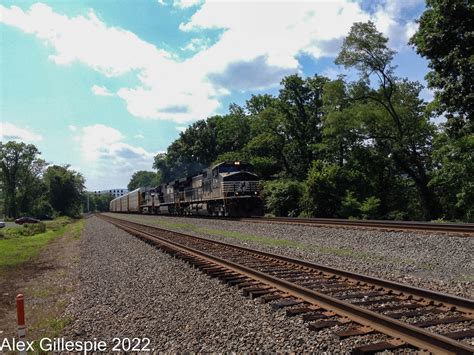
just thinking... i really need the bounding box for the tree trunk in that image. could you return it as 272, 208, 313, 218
392, 153, 441, 220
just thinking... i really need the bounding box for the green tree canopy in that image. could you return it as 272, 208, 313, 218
0, 141, 46, 217
43, 165, 85, 217
336, 21, 440, 220
410, 0, 473, 126
127, 170, 161, 191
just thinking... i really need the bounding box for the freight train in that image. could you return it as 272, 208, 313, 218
109, 161, 263, 217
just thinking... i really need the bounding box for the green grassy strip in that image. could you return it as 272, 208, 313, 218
0, 220, 83, 269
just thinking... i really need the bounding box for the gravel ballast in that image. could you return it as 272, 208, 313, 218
64, 217, 400, 352
103, 213, 474, 299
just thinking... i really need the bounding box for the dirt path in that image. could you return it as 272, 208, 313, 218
0, 224, 82, 342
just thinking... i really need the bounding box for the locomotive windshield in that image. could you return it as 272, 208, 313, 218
218, 162, 254, 173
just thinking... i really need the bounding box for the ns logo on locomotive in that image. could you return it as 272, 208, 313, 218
109, 161, 264, 217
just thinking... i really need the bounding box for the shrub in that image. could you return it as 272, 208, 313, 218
263, 180, 304, 217
360, 196, 381, 219
0, 222, 46, 239
44, 216, 74, 231
339, 191, 361, 218
22, 222, 46, 236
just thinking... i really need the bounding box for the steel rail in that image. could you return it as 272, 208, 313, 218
100, 215, 474, 354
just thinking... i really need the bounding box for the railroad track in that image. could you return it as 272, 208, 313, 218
152, 214, 474, 236
99, 214, 474, 354
233, 216, 474, 236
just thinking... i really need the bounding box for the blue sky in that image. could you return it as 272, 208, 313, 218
1, 0, 430, 190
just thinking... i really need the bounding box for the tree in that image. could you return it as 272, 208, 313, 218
153, 117, 220, 182
246, 105, 288, 179
127, 171, 161, 191
83, 193, 113, 213
43, 165, 85, 217
429, 132, 474, 221
0, 141, 45, 218
277, 74, 329, 178
263, 180, 303, 217
409, 0, 473, 222
336, 22, 440, 220
410, 0, 473, 125
303, 160, 352, 217
216, 104, 251, 154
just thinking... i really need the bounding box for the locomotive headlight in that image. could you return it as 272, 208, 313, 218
254, 191, 258, 195
234, 161, 240, 165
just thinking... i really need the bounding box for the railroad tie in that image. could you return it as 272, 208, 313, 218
412, 315, 471, 328
333, 325, 374, 339
248, 289, 278, 299
351, 339, 407, 355
260, 293, 289, 303
385, 307, 443, 319
442, 328, 474, 340
369, 302, 419, 312
335, 291, 387, 300
351, 296, 400, 306
217, 273, 241, 282
236, 281, 260, 289
302, 313, 331, 322
241, 286, 271, 297
285, 306, 317, 317
227, 277, 251, 286
206, 269, 231, 278
270, 299, 305, 310
308, 320, 342, 331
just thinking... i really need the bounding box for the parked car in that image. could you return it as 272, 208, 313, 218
0, 220, 5, 228
36, 214, 53, 220
15, 217, 40, 225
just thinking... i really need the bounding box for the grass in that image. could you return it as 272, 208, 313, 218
31, 315, 73, 354
44, 216, 75, 230
0, 219, 83, 270
33, 314, 73, 338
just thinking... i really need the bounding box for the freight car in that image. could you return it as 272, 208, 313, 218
109, 161, 263, 217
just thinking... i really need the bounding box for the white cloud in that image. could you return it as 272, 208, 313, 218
181, 37, 210, 52
372, 0, 424, 49
0, 122, 43, 142
173, 0, 202, 9
68, 125, 77, 131
134, 133, 145, 139
76, 124, 154, 162
91, 84, 114, 96
0, 1, 421, 124
175, 125, 187, 132
74, 124, 161, 190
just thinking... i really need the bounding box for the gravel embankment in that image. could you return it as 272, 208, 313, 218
103, 213, 474, 299
63, 217, 402, 352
